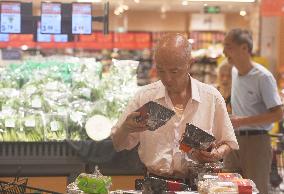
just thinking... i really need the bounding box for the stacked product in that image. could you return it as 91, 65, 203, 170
197, 173, 258, 194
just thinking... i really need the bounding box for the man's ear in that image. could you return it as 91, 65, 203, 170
188, 58, 195, 68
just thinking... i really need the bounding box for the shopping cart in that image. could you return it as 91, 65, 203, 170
0, 177, 63, 194
269, 133, 284, 194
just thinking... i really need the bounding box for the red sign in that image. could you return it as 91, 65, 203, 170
114, 33, 135, 49
79, 34, 96, 42
95, 32, 113, 49
135, 33, 151, 49
261, 0, 284, 16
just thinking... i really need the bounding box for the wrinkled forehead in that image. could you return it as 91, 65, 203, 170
154, 48, 189, 69
154, 34, 191, 68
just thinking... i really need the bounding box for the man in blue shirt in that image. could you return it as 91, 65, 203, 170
223, 28, 283, 194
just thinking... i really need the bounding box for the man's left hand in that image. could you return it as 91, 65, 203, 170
191, 148, 222, 163
230, 115, 243, 128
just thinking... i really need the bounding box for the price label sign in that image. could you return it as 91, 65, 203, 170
41, 3, 61, 34
0, 2, 21, 33
54, 34, 68, 42
0, 34, 9, 41
72, 3, 92, 34
37, 21, 51, 42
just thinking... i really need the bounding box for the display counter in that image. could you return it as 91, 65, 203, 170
0, 140, 144, 181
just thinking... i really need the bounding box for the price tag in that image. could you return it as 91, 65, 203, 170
81, 88, 91, 99
72, 3, 92, 34
5, 118, 15, 128
54, 34, 68, 42
0, 34, 9, 42
0, 2, 21, 33
41, 3, 61, 34
50, 121, 59, 132
2, 106, 14, 116
25, 118, 36, 127
37, 21, 51, 42
32, 97, 42, 108
26, 85, 37, 96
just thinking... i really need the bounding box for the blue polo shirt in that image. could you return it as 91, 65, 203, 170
231, 63, 282, 131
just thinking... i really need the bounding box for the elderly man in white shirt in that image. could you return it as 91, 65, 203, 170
111, 33, 238, 180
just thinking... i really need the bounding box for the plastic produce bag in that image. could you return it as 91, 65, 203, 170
67, 167, 111, 194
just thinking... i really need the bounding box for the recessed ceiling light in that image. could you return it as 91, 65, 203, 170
240, 10, 247, 16
182, 0, 189, 6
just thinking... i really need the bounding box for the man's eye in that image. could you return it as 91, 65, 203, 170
171, 71, 178, 74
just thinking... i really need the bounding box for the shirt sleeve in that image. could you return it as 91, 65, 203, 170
260, 74, 282, 109
111, 91, 142, 151
212, 95, 239, 150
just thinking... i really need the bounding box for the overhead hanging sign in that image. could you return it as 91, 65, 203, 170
190, 14, 225, 31
72, 3, 92, 34
261, 0, 284, 16
41, 3, 61, 34
204, 6, 221, 14
0, 2, 21, 33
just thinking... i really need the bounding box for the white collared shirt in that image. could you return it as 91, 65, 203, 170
111, 77, 238, 178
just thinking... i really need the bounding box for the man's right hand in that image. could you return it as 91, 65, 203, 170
120, 112, 149, 133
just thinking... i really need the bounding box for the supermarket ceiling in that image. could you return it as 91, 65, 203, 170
4, 0, 258, 13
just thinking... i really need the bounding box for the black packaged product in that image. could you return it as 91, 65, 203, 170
135, 101, 175, 131
179, 124, 216, 152
140, 177, 190, 194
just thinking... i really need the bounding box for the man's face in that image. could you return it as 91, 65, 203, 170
223, 36, 243, 65
155, 55, 190, 93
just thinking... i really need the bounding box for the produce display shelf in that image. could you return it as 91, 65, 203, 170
0, 140, 144, 180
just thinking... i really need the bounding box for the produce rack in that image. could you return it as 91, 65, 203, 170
0, 140, 144, 182
269, 133, 284, 193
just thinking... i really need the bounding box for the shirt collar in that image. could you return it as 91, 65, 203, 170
153, 76, 201, 103
191, 77, 201, 103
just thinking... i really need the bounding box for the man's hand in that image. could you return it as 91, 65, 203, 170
230, 115, 243, 128
120, 112, 149, 133
191, 148, 221, 163
191, 143, 231, 163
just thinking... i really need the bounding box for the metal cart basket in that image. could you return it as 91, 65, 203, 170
269, 133, 284, 194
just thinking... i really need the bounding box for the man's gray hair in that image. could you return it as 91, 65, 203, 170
227, 28, 253, 54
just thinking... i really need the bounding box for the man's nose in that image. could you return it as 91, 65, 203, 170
163, 72, 172, 83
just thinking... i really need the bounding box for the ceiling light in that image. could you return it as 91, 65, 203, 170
182, 0, 189, 6
240, 10, 247, 16
188, 0, 254, 2
114, 3, 129, 15
204, 3, 208, 6
161, 4, 170, 13
134, 0, 140, 3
